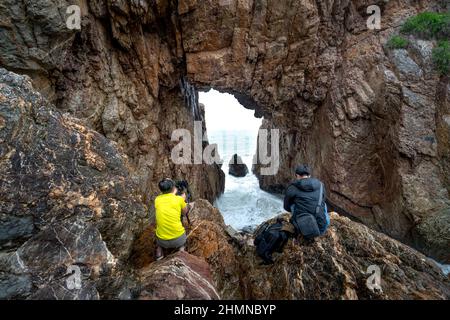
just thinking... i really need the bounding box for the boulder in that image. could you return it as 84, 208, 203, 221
130, 199, 243, 299
237, 213, 450, 300
0, 68, 147, 299
228, 154, 249, 177
0, 0, 448, 262
137, 251, 220, 300
186, 200, 243, 299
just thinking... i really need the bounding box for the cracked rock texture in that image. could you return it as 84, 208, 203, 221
1, 0, 447, 262
0, 68, 147, 299
136, 251, 220, 300
179, 0, 450, 263
0, 0, 225, 208
184, 200, 450, 300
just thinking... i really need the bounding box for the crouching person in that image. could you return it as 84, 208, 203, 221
284, 165, 330, 239
154, 178, 190, 261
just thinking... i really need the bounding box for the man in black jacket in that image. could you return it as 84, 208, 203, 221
283, 165, 330, 235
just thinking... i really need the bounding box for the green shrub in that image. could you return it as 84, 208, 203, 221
400, 11, 450, 39
432, 40, 450, 76
395, 11, 450, 75
387, 35, 409, 49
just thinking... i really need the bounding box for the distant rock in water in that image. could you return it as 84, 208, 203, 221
228, 154, 249, 177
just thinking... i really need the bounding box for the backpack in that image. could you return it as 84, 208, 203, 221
291, 183, 323, 240
254, 218, 295, 264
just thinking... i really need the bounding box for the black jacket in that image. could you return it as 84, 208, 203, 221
283, 178, 327, 232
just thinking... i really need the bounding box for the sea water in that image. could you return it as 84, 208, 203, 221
207, 129, 284, 231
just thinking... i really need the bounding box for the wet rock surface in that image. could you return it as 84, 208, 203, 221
228, 154, 249, 177
179, 0, 450, 262
0, 0, 225, 207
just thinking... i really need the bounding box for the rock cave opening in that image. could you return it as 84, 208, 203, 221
1, 0, 449, 301
199, 89, 284, 231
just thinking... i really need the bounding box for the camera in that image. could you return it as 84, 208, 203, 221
175, 180, 192, 203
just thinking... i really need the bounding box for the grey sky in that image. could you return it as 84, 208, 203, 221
200, 89, 262, 132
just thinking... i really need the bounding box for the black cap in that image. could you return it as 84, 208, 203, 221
295, 165, 311, 176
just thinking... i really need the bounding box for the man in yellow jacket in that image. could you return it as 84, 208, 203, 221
154, 178, 190, 260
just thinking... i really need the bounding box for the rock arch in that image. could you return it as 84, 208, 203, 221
0, 0, 448, 262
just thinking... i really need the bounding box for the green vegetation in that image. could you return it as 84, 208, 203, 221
387, 11, 450, 76
400, 11, 450, 39
387, 35, 409, 49
432, 40, 450, 75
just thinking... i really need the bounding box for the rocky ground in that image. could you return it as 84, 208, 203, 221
0, 69, 449, 299
133, 199, 450, 300
0, 0, 448, 262
0, 0, 449, 300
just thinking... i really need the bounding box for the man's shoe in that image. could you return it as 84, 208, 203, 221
156, 246, 164, 261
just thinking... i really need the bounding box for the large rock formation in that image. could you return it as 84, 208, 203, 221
0, 0, 448, 277
136, 251, 220, 300
0, 67, 223, 301
0, 64, 448, 300
184, 200, 450, 300
0, 0, 225, 208
0, 68, 147, 299
179, 0, 450, 263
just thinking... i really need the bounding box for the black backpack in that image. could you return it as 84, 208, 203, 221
254, 218, 295, 264
291, 183, 323, 240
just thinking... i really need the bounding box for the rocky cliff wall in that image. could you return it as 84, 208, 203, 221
0, 69, 448, 299
0, 69, 146, 299
179, 0, 450, 263
0, 0, 448, 263
0, 0, 225, 208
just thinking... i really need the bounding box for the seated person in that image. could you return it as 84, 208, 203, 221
284, 165, 330, 236
154, 178, 190, 260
